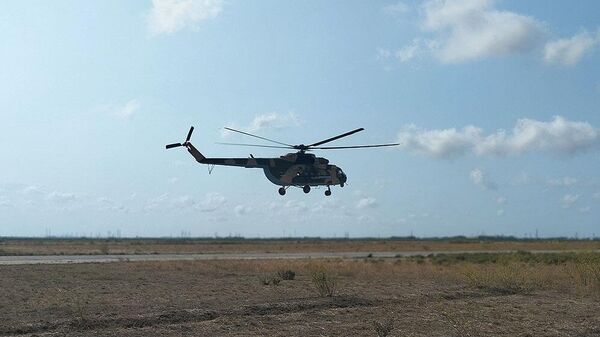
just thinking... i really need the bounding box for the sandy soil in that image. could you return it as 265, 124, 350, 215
0, 259, 598, 337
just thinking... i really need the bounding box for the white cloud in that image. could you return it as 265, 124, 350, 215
357, 197, 378, 209
147, 0, 223, 36
45, 191, 78, 204
114, 99, 141, 120
222, 112, 300, 138
197, 193, 227, 212
398, 116, 600, 158
547, 177, 578, 188
0, 196, 10, 208
398, 124, 482, 158
561, 194, 580, 208
579, 206, 591, 213
544, 30, 600, 66
421, 0, 544, 63
469, 168, 497, 190
395, 40, 422, 62
144, 192, 225, 212
377, 48, 392, 60
384, 1, 410, 16
234, 204, 252, 216
496, 196, 506, 205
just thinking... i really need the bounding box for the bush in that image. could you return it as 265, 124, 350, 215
258, 274, 281, 286
312, 269, 336, 297
571, 255, 600, 294
372, 319, 394, 337
461, 263, 543, 295
277, 269, 296, 280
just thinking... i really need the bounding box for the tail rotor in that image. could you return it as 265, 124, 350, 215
166, 126, 194, 149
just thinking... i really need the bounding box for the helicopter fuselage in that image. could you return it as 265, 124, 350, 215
194, 148, 347, 187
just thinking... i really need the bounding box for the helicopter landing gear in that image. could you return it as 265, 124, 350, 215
325, 186, 331, 196
340, 183, 345, 187
303, 185, 311, 194
278, 187, 286, 196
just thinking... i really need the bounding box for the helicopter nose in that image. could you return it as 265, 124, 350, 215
341, 173, 347, 184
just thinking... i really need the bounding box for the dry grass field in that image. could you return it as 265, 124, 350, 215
1, 251, 599, 336
1, 238, 599, 256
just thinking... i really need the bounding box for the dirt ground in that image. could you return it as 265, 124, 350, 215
1, 258, 599, 337
1, 238, 599, 256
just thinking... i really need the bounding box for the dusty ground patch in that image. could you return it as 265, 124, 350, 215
0, 257, 599, 336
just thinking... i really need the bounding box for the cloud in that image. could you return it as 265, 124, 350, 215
197, 192, 227, 212
420, 0, 544, 63
114, 99, 140, 120
395, 40, 422, 62
579, 206, 591, 213
234, 204, 252, 216
0, 196, 10, 208
397, 124, 482, 158
496, 196, 506, 205
147, 0, 223, 36
376, 48, 392, 61
561, 194, 580, 208
469, 168, 497, 190
45, 191, 78, 204
397, 116, 600, 158
144, 192, 226, 212
544, 30, 600, 66
383, 1, 410, 16
222, 112, 300, 138
547, 177, 578, 188
357, 197, 378, 209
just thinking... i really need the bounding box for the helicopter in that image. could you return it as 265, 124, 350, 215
166, 126, 399, 196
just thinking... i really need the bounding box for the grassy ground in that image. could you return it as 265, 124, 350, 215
0, 238, 599, 255
1, 252, 599, 336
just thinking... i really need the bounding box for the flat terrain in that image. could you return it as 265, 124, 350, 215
1, 250, 599, 336
1, 238, 599, 256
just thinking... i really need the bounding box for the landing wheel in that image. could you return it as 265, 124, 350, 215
340, 183, 345, 187
303, 185, 311, 194
278, 187, 286, 196
325, 189, 331, 196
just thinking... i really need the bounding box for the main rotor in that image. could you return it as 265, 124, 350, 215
219, 127, 399, 153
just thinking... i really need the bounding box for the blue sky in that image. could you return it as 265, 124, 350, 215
1, 0, 600, 238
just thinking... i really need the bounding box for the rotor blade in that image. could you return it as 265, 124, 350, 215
310, 143, 400, 150
186, 126, 194, 142
223, 127, 294, 147
308, 128, 365, 147
166, 143, 183, 149
216, 142, 293, 149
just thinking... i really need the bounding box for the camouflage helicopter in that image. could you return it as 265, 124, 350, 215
166, 126, 399, 196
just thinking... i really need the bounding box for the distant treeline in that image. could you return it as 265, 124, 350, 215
0, 235, 598, 242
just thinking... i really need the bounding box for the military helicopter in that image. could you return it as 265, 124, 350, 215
166, 126, 399, 196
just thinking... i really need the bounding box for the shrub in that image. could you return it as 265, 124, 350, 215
277, 269, 296, 280
258, 274, 282, 286
571, 254, 600, 294
372, 318, 394, 337
258, 274, 271, 285
461, 263, 542, 295
311, 269, 336, 297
